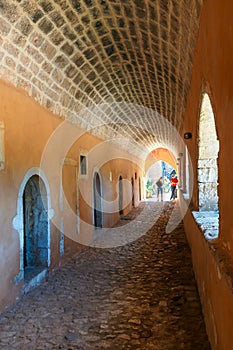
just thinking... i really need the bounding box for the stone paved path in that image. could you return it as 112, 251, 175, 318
0, 201, 211, 349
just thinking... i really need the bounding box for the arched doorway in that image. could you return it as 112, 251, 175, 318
139, 177, 142, 201
23, 175, 49, 270
119, 175, 123, 215
93, 172, 103, 228
131, 177, 134, 207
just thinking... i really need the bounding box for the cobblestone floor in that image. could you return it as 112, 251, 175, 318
0, 201, 211, 350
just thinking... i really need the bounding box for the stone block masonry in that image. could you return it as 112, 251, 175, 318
0, 0, 203, 158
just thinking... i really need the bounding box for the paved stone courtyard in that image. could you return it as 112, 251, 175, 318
0, 201, 210, 349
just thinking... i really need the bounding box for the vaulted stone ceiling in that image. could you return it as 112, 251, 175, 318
0, 0, 203, 158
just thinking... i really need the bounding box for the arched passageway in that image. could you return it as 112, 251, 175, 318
23, 175, 49, 272
146, 160, 175, 201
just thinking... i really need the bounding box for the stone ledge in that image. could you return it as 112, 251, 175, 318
192, 210, 219, 241
191, 209, 233, 292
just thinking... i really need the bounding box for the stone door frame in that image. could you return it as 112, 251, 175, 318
13, 167, 54, 284
92, 169, 103, 229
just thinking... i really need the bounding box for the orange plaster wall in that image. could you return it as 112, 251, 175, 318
0, 80, 62, 310
100, 158, 143, 227
0, 79, 145, 311
181, 199, 233, 350
181, 0, 233, 348
62, 133, 144, 246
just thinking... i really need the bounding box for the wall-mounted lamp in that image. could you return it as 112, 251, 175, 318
184, 132, 192, 139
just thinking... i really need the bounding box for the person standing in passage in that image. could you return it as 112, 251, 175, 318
156, 177, 163, 201
170, 173, 178, 200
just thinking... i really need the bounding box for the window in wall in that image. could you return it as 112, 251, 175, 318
185, 146, 190, 197
198, 93, 219, 211
80, 154, 87, 176
193, 92, 219, 241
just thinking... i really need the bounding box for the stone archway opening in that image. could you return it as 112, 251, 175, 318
193, 92, 219, 241
198, 93, 219, 211
146, 160, 174, 200
145, 147, 178, 201
23, 175, 49, 279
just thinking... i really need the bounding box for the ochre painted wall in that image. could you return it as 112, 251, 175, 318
0, 79, 143, 311
181, 0, 233, 348
0, 80, 62, 310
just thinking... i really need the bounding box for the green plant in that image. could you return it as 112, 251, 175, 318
146, 179, 154, 197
